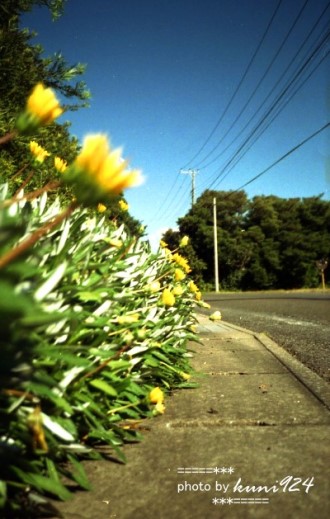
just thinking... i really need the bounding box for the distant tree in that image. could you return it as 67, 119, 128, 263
164, 190, 330, 291
167, 190, 249, 289
241, 195, 281, 289
275, 196, 330, 288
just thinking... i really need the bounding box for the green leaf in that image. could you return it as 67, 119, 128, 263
89, 379, 118, 397
46, 459, 60, 484
77, 291, 103, 303
67, 455, 91, 490
27, 383, 73, 414
0, 480, 7, 508
19, 312, 65, 327
11, 468, 72, 501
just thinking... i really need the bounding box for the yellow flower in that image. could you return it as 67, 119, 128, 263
27, 83, 63, 123
160, 240, 168, 248
147, 280, 161, 293
161, 288, 175, 307
155, 402, 166, 414
108, 238, 123, 248
17, 83, 63, 134
209, 310, 222, 321
188, 280, 199, 293
97, 203, 107, 213
175, 268, 186, 281
179, 235, 189, 247
54, 156, 67, 173
171, 253, 191, 273
149, 387, 164, 404
63, 134, 143, 205
180, 372, 191, 380
195, 291, 202, 301
116, 313, 140, 324
29, 140, 50, 163
172, 285, 183, 296
199, 301, 211, 309
119, 199, 129, 211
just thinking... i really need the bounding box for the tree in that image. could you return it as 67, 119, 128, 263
164, 189, 330, 291
241, 195, 281, 289
169, 189, 249, 289
0, 0, 143, 235
0, 0, 90, 192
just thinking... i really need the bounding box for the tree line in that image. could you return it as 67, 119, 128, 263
163, 189, 330, 290
0, 0, 142, 235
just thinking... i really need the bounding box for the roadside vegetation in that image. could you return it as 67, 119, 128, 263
0, 1, 207, 516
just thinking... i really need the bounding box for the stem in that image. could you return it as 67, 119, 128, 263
10, 164, 28, 181
0, 180, 60, 208
107, 401, 141, 415
0, 131, 17, 146
0, 200, 78, 270
13, 171, 35, 197
78, 343, 132, 382
3, 389, 39, 402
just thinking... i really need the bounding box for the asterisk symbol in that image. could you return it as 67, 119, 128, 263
214, 467, 221, 474
228, 466, 235, 473
220, 467, 227, 474
220, 498, 226, 505
227, 497, 233, 504
212, 497, 219, 505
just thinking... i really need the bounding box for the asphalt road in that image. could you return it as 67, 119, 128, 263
202, 290, 330, 383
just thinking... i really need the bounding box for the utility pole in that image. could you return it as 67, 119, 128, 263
213, 197, 219, 292
180, 169, 198, 207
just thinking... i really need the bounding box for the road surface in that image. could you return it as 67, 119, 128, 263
202, 290, 330, 383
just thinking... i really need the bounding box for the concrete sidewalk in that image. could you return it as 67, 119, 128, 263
52, 315, 330, 519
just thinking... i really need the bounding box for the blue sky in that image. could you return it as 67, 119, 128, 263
22, 0, 330, 247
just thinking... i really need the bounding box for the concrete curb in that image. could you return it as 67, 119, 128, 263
197, 315, 330, 411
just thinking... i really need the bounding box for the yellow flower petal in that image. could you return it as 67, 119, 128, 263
179, 235, 189, 247
29, 140, 50, 163
119, 199, 129, 211
27, 83, 63, 125
65, 134, 143, 205
172, 285, 183, 296
155, 402, 165, 414
97, 203, 107, 213
147, 280, 161, 293
188, 280, 199, 293
161, 288, 175, 307
54, 156, 67, 173
175, 268, 186, 281
209, 311, 222, 321
171, 253, 191, 273
149, 387, 164, 404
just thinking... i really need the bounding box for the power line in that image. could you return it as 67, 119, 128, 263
195, 0, 311, 171
197, 3, 330, 184
193, 0, 311, 170
206, 29, 330, 190
225, 122, 330, 195
179, 0, 283, 170
153, 2, 329, 225
212, 47, 329, 190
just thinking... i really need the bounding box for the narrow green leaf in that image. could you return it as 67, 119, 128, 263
11, 468, 72, 501
0, 480, 7, 508
46, 459, 60, 484
89, 379, 118, 397
67, 455, 91, 490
